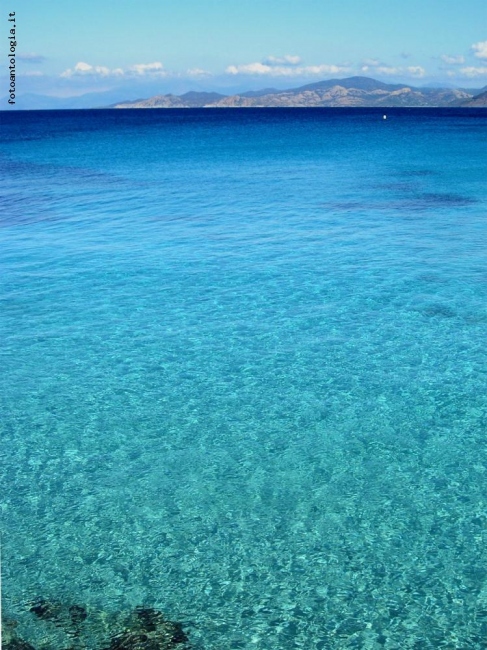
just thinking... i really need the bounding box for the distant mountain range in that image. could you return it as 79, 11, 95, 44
464, 90, 487, 107
112, 76, 487, 109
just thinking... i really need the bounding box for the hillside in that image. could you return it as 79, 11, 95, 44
112, 76, 476, 109
461, 90, 487, 107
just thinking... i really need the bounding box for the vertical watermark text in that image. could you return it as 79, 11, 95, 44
8, 11, 16, 104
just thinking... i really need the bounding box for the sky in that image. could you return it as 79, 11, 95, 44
3, 0, 487, 105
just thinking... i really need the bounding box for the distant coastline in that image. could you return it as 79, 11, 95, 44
3, 76, 486, 111
110, 76, 487, 110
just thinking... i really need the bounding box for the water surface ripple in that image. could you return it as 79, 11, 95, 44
1, 108, 486, 649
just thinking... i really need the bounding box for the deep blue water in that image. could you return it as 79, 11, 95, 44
1, 108, 487, 649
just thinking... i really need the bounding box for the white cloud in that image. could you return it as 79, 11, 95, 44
186, 68, 211, 77
61, 61, 111, 78
61, 61, 165, 79
73, 62, 92, 73
305, 64, 347, 75
377, 66, 399, 75
375, 66, 400, 76
17, 53, 45, 63
128, 62, 165, 75
24, 70, 44, 77
458, 66, 487, 77
361, 61, 425, 78
226, 63, 270, 75
226, 60, 348, 77
362, 58, 382, 67
472, 41, 487, 59
263, 55, 302, 66
406, 66, 426, 77
440, 54, 465, 65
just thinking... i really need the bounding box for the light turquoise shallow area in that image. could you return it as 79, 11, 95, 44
1, 109, 487, 649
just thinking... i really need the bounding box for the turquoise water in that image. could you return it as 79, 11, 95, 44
1, 108, 487, 649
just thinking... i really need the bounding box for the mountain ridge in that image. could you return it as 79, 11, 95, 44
111, 76, 484, 109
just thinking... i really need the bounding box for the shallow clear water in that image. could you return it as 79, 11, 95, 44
1, 108, 487, 649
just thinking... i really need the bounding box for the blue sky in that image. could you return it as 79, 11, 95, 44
4, 0, 487, 102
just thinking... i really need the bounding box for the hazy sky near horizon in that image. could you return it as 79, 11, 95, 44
4, 0, 487, 98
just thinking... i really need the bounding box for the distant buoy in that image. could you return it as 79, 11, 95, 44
383, 114, 387, 120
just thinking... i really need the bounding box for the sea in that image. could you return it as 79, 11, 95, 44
1, 107, 486, 649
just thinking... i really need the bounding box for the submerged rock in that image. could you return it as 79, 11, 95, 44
69, 604, 88, 625
3, 640, 37, 650
28, 598, 88, 640
8, 600, 189, 650
105, 607, 189, 649
29, 599, 64, 623
2, 619, 37, 650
